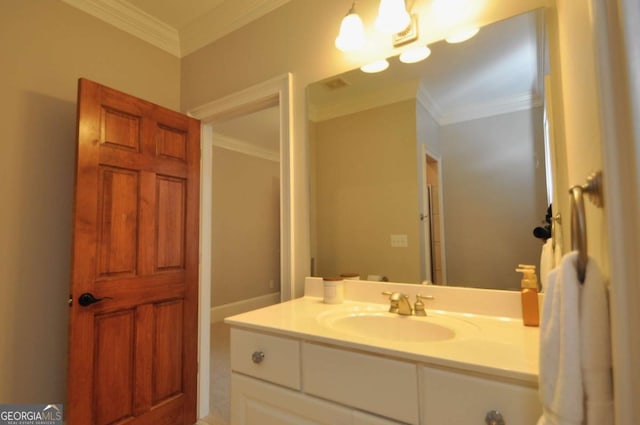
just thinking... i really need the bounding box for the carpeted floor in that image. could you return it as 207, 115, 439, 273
202, 322, 231, 425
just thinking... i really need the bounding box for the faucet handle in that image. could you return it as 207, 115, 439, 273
382, 291, 402, 301
414, 294, 434, 316
381, 291, 400, 313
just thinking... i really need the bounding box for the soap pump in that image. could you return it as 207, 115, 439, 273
516, 264, 540, 327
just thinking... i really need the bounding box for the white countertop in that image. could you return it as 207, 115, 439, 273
225, 280, 540, 385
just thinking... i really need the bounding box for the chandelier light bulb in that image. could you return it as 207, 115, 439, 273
445, 27, 480, 44
360, 59, 390, 73
375, 0, 411, 34
335, 6, 366, 52
399, 46, 432, 63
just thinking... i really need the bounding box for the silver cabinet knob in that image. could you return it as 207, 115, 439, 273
485, 410, 505, 425
251, 351, 265, 364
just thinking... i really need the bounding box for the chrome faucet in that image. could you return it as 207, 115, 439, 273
382, 292, 413, 315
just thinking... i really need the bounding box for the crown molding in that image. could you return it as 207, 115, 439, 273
61, 0, 181, 56
212, 133, 279, 163
61, 0, 295, 58
416, 84, 444, 124
180, 0, 294, 57
417, 83, 543, 126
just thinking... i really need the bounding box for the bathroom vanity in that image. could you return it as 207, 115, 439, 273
226, 279, 542, 425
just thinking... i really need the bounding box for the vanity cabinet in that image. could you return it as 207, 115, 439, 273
420, 367, 541, 425
230, 327, 541, 425
230, 328, 404, 425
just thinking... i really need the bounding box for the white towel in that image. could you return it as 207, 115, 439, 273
537, 251, 613, 425
538, 252, 583, 425
580, 256, 613, 424
540, 238, 555, 292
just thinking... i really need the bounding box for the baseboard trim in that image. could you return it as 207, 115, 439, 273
211, 292, 281, 323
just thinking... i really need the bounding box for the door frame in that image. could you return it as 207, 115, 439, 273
590, 0, 640, 423
419, 145, 447, 284
187, 73, 292, 419
418, 145, 433, 283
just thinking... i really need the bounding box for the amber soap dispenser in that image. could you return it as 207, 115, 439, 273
516, 264, 540, 327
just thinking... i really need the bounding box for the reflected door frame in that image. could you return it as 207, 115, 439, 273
187, 73, 293, 419
419, 145, 447, 284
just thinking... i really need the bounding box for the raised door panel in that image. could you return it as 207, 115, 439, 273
97, 167, 139, 278
155, 176, 186, 271
93, 310, 136, 425
101, 107, 141, 152
153, 299, 184, 403
156, 124, 187, 161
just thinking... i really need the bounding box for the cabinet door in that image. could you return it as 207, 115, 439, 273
231, 373, 351, 425
302, 342, 419, 424
421, 367, 542, 425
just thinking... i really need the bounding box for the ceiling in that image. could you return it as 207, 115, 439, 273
125, 0, 226, 30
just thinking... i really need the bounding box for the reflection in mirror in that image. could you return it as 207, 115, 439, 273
308, 10, 551, 290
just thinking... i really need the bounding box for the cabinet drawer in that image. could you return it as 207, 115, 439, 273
231, 328, 301, 390
421, 367, 542, 425
302, 343, 419, 425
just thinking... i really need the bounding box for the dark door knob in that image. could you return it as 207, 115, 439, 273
78, 292, 111, 307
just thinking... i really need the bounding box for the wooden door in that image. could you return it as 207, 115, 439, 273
67, 79, 200, 425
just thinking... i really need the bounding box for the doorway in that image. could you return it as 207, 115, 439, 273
211, 103, 282, 424
188, 74, 292, 421
420, 147, 446, 284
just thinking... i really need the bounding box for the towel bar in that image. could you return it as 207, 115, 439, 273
569, 171, 603, 283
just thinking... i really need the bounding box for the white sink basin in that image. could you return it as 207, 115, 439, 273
317, 307, 478, 343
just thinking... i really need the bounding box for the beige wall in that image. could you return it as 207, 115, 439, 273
181, 0, 549, 296
311, 100, 420, 283
211, 147, 280, 305
440, 107, 548, 290
0, 0, 180, 405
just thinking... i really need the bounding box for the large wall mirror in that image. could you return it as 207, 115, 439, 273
308, 9, 551, 290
